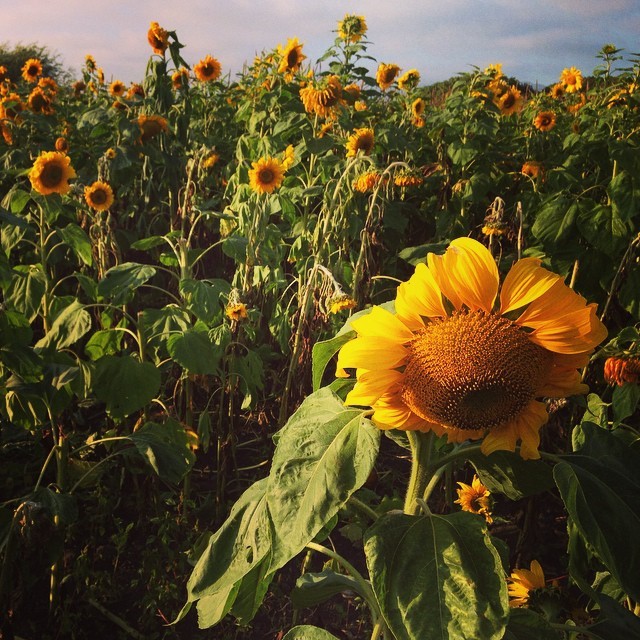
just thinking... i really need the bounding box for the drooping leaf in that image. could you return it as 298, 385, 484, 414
58, 223, 93, 266
3, 264, 46, 322
364, 511, 509, 640
179, 278, 230, 324
97, 262, 156, 305
167, 329, 222, 375
35, 300, 92, 350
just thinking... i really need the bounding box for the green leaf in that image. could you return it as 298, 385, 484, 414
282, 626, 340, 640
166, 329, 222, 375
266, 388, 380, 572
398, 242, 447, 266
531, 198, 579, 249
229, 559, 274, 624
611, 383, 640, 425
586, 594, 640, 639
97, 262, 156, 305
291, 569, 362, 609
84, 328, 123, 360
179, 278, 230, 324
129, 236, 167, 250
311, 332, 355, 392
32, 488, 78, 526
35, 300, 92, 350
364, 511, 508, 640
58, 223, 93, 266
91, 355, 161, 419
619, 268, 640, 320
577, 204, 629, 257
187, 478, 271, 600
469, 450, 554, 500
129, 419, 195, 484
503, 608, 560, 640
195, 584, 239, 629
554, 428, 640, 601
3, 264, 46, 322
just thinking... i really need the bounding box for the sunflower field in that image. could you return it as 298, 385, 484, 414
1, 15, 640, 640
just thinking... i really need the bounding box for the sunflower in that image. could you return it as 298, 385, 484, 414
329, 294, 357, 314
0, 121, 12, 146
38, 77, 58, 94
22, 58, 42, 83
202, 152, 220, 169
376, 63, 400, 91
55, 137, 69, 153
85, 54, 97, 71
412, 98, 426, 119
337, 14, 368, 43
138, 114, 168, 142
225, 302, 248, 321
194, 55, 222, 82
567, 93, 587, 114
482, 223, 508, 237
281, 144, 295, 170
336, 238, 606, 459
508, 561, 546, 607
28, 87, 54, 115
278, 38, 306, 78
521, 161, 544, 180
394, 170, 423, 188
454, 475, 493, 523
560, 66, 583, 93
342, 83, 361, 105
603, 356, 640, 386
127, 83, 145, 100
397, 69, 420, 91
248, 156, 286, 194
533, 111, 556, 132
0, 66, 8, 82
353, 171, 385, 193
147, 21, 169, 55
549, 83, 565, 99
345, 128, 374, 157
29, 151, 76, 196
84, 181, 115, 211
300, 75, 343, 118
108, 80, 126, 97
172, 68, 190, 90
484, 63, 503, 80
72, 80, 86, 95
497, 86, 523, 115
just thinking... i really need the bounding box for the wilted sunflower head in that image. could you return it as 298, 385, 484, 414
299, 75, 343, 118
394, 170, 423, 188
329, 294, 357, 314
603, 356, 640, 386
147, 21, 169, 55
127, 83, 145, 100
194, 55, 222, 82
376, 63, 400, 91
84, 181, 115, 211
225, 302, 248, 322
353, 171, 385, 193
337, 14, 368, 43
345, 127, 375, 157
560, 66, 583, 93
29, 151, 76, 196
521, 160, 544, 180
137, 114, 168, 142
28, 87, 54, 115
278, 38, 306, 78
38, 77, 58, 94
336, 237, 607, 459
397, 69, 420, 91
248, 156, 286, 194
55, 137, 69, 153
533, 111, 556, 132
22, 58, 42, 83
172, 68, 190, 90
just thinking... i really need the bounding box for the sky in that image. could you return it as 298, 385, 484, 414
2, 0, 640, 88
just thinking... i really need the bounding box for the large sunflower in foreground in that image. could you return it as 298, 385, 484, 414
248, 156, 286, 194
84, 181, 114, 211
29, 151, 76, 195
336, 238, 607, 459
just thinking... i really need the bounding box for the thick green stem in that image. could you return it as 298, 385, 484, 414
403, 431, 435, 515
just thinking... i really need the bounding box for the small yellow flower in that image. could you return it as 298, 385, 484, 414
508, 560, 546, 607
248, 156, 286, 194
226, 302, 248, 322
560, 66, 583, 93
84, 181, 115, 211
454, 475, 493, 523
329, 294, 357, 314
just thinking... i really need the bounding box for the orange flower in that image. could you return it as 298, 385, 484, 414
21, 58, 42, 83
603, 357, 640, 386
376, 63, 400, 91
147, 21, 169, 55
533, 111, 556, 132
194, 55, 222, 82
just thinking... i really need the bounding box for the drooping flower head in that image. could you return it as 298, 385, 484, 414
147, 21, 169, 55
55, 137, 69, 153
278, 38, 306, 79
172, 67, 190, 90
560, 67, 583, 93
397, 69, 420, 91
376, 63, 400, 91
202, 152, 220, 169
604, 356, 640, 386
346, 128, 374, 157
127, 83, 145, 100
84, 181, 114, 211
455, 475, 493, 523
85, 54, 97, 71
533, 111, 556, 132
337, 14, 368, 43
28, 87, 54, 115
1, 93, 24, 121
137, 114, 168, 142
226, 302, 248, 322
22, 58, 42, 83
329, 294, 358, 315
248, 156, 286, 194
353, 171, 385, 193
300, 75, 343, 119
29, 151, 76, 196
194, 55, 222, 82
394, 170, 423, 188
508, 561, 547, 607
336, 238, 607, 459
521, 161, 544, 180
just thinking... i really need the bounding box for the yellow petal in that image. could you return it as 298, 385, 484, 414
336, 335, 407, 373
429, 238, 499, 312
395, 263, 446, 329
345, 369, 404, 406
500, 257, 562, 315
529, 560, 546, 588
371, 393, 418, 429
351, 306, 414, 342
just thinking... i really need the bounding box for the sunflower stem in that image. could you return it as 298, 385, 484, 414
403, 431, 435, 515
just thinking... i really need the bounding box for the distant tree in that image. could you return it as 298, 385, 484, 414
0, 42, 72, 84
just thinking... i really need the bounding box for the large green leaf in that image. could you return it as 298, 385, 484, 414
179, 278, 230, 324
282, 627, 340, 640
35, 299, 92, 350
3, 264, 46, 322
97, 262, 156, 305
291, 569, 362, 609
91, 355, 161, 419
554, 424, 640, 601
311, 331, 355, 392
469, 450, 554, 500
267, 388, 380, 572
364, 511, 508, 640
577, 203, 629, 258
58, 223, 93, 266
166, 329, 222, 375
503, 609, 560, 640
129, 419, 195, 484
187, 478, 271, 600
531, 197, 579, 250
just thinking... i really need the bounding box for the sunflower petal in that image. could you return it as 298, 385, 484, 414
345, 369, 404, 406
336, 336, 407, 374
395, 263, 447, 329
500, 257, 562, 314
351, 306, 414, 342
